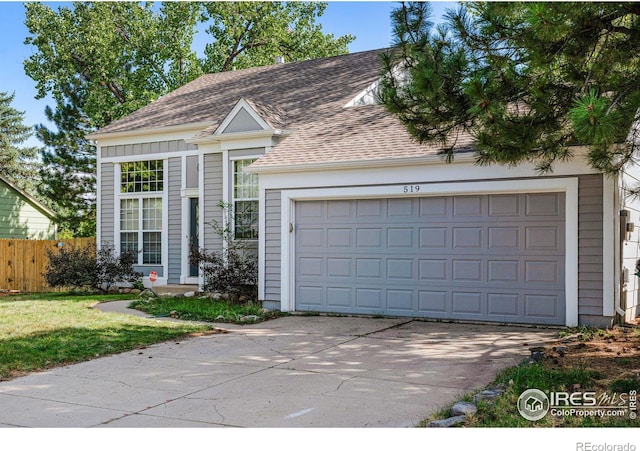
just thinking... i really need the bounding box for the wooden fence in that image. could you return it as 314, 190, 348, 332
0, 238, 96, 293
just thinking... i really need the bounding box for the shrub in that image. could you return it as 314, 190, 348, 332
44, 245, 142, 292
190, 201, 258, 302
44, 245, 98, 291
96, 246, 143, 292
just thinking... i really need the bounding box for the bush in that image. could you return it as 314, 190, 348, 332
190, 201, 258, 303
96, 246, 143, 292
44, 245, 98, 291
190, 246, 258, 301
44, 245, 142, 292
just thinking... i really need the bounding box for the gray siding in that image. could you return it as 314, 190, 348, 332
229, 148, 265, 159
186, 155, 199, 189
577, 174, 607, 326
203, 153, 223, 252
101, 139, 197, 158
167, 157, 182, 284
222, 108, 262, 134
264, 190, 281, 303
100, 163, 115, 246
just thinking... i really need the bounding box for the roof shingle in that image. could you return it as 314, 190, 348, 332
93, 49, 473, 169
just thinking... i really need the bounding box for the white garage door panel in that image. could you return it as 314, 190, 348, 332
295, 194, 566, 325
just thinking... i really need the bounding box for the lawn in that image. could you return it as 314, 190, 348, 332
129, 296, 283, 323
0, 293, 213, 381
422, 325, 640, 427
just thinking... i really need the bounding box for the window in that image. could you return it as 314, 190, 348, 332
233, 159, 259, 239
121, 160, 164, 193
119, 160, 164, 265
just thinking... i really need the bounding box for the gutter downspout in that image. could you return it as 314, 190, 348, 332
618, 210, 629, 320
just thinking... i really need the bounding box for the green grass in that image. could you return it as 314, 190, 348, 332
129, 296, 283, 323
423, 362, 636, 428
0, 294, 212, 381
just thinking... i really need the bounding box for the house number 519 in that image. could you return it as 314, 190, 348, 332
403, 185, 420, 193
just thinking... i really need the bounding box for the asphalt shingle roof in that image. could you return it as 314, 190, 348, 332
94, 48, 474, 169
96, 49, 385, 135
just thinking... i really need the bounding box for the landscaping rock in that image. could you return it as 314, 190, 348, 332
139, 289, 157, 298
130, 289, 141, 295
451, 401, 477, 417
241, 315, 260, 322
427, 415, 466, 428
555, 346, 568, 356
473, 389, 504, 402
184, 291, 195, 298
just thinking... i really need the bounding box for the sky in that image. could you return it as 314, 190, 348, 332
0, 1, 455, 146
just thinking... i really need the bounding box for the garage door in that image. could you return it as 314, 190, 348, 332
295, 193, 566, 325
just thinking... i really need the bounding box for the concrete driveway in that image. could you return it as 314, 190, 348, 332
0, 315, 557, 428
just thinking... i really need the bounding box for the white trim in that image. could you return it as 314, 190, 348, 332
258, 156, 597, 191
96, 144, 102, 248
181, 188, 199, 198
229, 154, 262, 240
258, 187, 267, 300
180, 155, 190, 284
113, 163, 121, 252
114, 159, 168, 280
101, 149, 200, 164
88, 121, 215, 142
222, 150, 230, 255
603, 175, 616, 317
198, 152, 205, 289
215, 98, 271, 135
188, 130, 286, 147
278, 178, 580, 327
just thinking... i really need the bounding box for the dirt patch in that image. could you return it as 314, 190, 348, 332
543, 325, 640, 391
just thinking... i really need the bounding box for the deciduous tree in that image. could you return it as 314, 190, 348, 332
25, 2, 351, 236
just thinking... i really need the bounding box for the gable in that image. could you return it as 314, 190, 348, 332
0, 179, 56, 239
221, 106, 264, 134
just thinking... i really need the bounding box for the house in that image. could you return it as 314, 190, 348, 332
0, 174, 56, 239
89, 49, 639, 328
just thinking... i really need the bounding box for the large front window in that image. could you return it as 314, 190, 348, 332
120, 160, 163, 265
233, 159, 258, 239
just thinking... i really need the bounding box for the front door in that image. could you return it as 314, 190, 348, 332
189, 198, 199, 277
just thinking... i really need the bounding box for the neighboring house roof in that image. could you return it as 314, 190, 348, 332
0, 175, 56, 219
91, 49, 473, 169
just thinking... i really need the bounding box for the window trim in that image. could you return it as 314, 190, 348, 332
115, 159, 167, 269
231, 157, 259, 240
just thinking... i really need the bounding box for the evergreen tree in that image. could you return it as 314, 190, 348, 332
0, 91, 39, 191
380, 2, 640, 177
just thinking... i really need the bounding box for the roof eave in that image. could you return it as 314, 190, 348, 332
186, 129, 293, 145
87, 121, 217, 141
0, 175, 57, 219
247, 151, 476, 174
